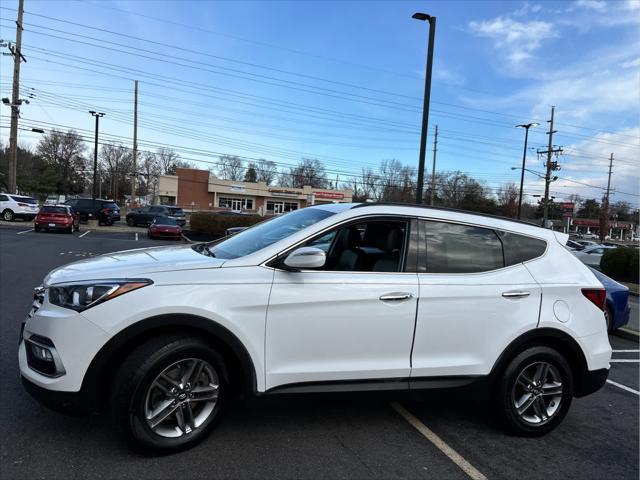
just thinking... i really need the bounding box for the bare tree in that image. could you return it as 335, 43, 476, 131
218, 155, 244, 181
35, 129, 87, 193
139, 151, 160, 196
497, 182, 519, 218
280, 158, 328, 188
156, 147, 181, 174
100, 143, 132, 201
256, 158, 277, 185
378, 159, 415, 202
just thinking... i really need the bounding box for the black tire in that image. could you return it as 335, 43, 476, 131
66, 225, 73, 234
604, 306, 613, 332
110, 335, 227, 453
497, 346, 573, 437
127, 217, 135, 227
2, 209, 14, 222
34, 224, 41, 232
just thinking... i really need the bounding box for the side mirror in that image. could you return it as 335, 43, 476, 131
284, 247, 326, 270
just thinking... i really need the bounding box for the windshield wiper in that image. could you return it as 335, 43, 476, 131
192, 243, 215, 257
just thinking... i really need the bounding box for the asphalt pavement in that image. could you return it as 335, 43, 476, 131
1, 226, 638, 479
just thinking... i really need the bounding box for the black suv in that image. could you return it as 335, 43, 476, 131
65, 198, 121, 224
126, 205, 186, 227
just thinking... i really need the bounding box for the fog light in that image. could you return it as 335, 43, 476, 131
30, 343, 54, 362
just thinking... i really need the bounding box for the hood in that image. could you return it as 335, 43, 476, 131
44, 244, 224, 285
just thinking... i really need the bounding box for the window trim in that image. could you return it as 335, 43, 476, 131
264, 214, 418, 275
418, 218, 549, 276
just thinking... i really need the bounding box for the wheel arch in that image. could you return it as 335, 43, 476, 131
489, 327, 592, 397
80, 313, 258, 412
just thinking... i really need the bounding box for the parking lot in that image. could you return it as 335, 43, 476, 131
0, 225, 638, 479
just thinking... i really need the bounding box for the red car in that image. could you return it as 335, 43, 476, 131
147, 216, 183, 240
34, 205, 80, 233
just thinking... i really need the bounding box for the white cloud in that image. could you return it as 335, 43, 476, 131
468, 16, 558, 66
433, 65, 466, 86
620, 57, 640, 68
570, 0, 608, 12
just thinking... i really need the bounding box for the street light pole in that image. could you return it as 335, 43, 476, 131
413, 12, 436, 205
89, 111, 105, 199
515, 122, 538, 219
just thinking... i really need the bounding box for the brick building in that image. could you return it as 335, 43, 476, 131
157, 168, 353, 214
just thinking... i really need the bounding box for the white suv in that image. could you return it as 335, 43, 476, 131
19, 203, 611, 452
0, 193, 39, 221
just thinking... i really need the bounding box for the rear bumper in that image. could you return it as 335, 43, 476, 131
575, 368, 609, 397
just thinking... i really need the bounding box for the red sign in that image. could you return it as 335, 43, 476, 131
314, 191, 344, 200
561, 202, 574, 218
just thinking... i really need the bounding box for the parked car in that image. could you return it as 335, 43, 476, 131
0, 193, 39, 221
578, 233, 598, 240
589, 267, 630, 332
575, 240, 598, 248
565, 240, 585, 251
34, 205, 80, 233
65, 198, 120, 224
573, 244, 616, 268
126, 205, 186, 227
20, 203, 611, 453
147, 216, 183, 240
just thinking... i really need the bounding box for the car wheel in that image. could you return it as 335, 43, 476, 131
604, 306, 613, 332
111, 335, 227, 453
497, 346, 573, 437
34, 224, 40, 232
66, 225, 73, 234
2, 209, 15, 222
127, 217, 135, 227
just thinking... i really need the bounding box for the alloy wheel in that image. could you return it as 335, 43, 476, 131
512, 361, 563, 426
144, 358, 219, 438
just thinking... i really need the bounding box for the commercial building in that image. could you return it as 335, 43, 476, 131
157, 168, 353, 214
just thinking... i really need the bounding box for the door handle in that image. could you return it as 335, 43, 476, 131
502, 291, 531, 298
379, 293, 413, 302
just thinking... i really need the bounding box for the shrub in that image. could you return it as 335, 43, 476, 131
600, 247, 639, 283
189, 212, 265, 236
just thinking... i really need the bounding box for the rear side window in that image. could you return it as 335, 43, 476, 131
76, 199, 93, 209
11, 196, 37, 204
101, 202, 118, 209
0, 195, 8, 201
424, 220, 504, 273
168, 207, 184, 215
498, 231, 547, 266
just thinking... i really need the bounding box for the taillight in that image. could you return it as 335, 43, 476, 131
582, 288, 606, 311
102, 208, 109, 214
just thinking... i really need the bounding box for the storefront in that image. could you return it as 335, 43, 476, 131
158, 168, 353, 214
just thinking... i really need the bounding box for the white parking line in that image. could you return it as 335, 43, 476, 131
16, 229, 33, 234
79, 230, 90, 238
613, 350, 640, 353
390, 402, 487, 480
606, 380, 640, 396
135, 232, 138, 241
610, 359, 640, 363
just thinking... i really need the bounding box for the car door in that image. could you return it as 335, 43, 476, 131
411, 219, 543, 380
264, 217, 419, 391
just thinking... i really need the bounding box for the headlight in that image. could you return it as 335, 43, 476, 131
48, 279, 152, 312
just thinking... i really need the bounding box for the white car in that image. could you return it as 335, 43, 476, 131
0, 193, 39, 221
19, 203, 611, 452
573, 245, 616, 269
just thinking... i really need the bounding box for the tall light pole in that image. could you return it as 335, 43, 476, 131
413, 12, 436, 205
89, 111, 105, 199
515, 122, 538, 219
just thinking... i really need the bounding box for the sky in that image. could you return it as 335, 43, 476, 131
0, 0, 638, 206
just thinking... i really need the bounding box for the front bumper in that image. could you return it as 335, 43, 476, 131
21, 375, 93, 415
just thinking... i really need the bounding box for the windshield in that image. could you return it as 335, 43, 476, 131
168, 207, 184, 215
209, 208, 337, 259
41, 206, 68, 214
153, 216, 178, 225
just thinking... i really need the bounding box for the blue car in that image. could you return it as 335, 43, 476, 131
589, 267, 631, 331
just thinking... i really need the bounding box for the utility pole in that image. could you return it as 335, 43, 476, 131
539, 106, 562, 227
515, 122, 538, 219
7, 0, 25, 194
429, 125, 438, 206
131, 80, 138, 209
413, 12, 436, 204
599, 153, 614, 242
90, 111, 105, 199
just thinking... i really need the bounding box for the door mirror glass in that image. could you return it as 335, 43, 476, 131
284, 247, 326, 269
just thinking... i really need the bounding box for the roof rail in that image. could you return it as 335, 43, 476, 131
351, 202, 543, 228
